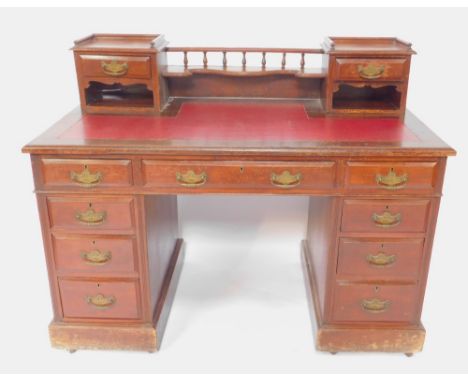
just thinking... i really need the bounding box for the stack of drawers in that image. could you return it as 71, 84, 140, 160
40, 159, 144, 323
331, 160, 439, 325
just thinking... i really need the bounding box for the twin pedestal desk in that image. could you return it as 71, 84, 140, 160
23, 34, 455, 355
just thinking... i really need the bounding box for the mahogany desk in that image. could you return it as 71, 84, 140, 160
23, 101, 455, 354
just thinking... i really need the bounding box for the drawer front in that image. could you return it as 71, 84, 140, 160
334, 58, 408, 81
41, 159, 133, 189
337, 238, 424, 281
53, 235, 137, 275
344, 161, 437, 193
59, 279, 140, 320
79, 54, 151, 79
47, 196, 135, 232
341, 199, 430, 233
142, 161, 336, 192
332, 283, 419, 323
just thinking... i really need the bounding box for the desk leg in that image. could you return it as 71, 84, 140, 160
48, 195, 184, 352
302, 196, 425, 354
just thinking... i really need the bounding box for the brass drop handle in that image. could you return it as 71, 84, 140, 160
86, 294, 116, 309
76, 208, 107, 225
176, 170, 207, 187
81, 250, 112, 265
366, 252, 396, 267
361, 298, 390, 313
271, 170, 302, 188
372, 211, 401, 228
357, 63, 385, 79
101, 60, 129, 77
70, 166, 102, 187
376, 169, 408, 190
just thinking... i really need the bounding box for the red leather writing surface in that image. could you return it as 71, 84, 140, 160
61, 103, 417, 142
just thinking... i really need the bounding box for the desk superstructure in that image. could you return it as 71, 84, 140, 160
23, 34, 455, 355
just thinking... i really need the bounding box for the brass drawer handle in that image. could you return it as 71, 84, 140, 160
372, 211, 401, 228
75, 208, 107, 225
80, 250, 112, 265
271, 170, 302, 188
176, 170, 207, 187
70, 166, 102, 187
357, 64, 385, 79
376, 169, 408, 190
86, 294, 116, 309
366, 252, 396, 267
361, 298, 390, 313
101, 60, 129, 77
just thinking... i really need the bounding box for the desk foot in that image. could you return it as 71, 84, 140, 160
49, 239, 185, 353
301, 240, 425, 355
405, 353, 414, 357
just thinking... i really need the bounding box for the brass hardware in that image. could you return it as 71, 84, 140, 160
361, 298, 390, 313
366, 252, 396, 267
101, 60, 129, 76
376, 169, 408, 190
70, 167, 102, 187
271, 170, 302, 188
80, 250, 112, 265
176, 170, 207, 187
372, 211, 401, 228
357, 63, 385, 79
75, 208, 107, 225
86, 294, 116, 309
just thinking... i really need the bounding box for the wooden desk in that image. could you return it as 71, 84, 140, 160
23, 101, 455, 354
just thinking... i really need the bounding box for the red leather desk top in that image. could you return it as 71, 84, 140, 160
23, 102, 455, 157
61, 103, 417, 142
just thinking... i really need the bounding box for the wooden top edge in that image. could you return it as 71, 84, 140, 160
165, 47, 324, 54
72, 33, 166, 52
20, 144, 457, 157
323, 36, 416, 55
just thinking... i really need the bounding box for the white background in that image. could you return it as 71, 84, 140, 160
1, 7, 467, 373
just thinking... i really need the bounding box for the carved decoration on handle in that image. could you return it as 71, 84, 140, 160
101, 60, 129, 77
361, 298, 390, 313
70, 166, 102, 187
372, 211, 401, 228
75, 208, 107, 225
357, 63, 385, 79
176, 170, 207, 187
366, 252, 396, 267
376, 169, 408, 190
81, 250, 112, 265
271, 170, 302, 188
86, 294, 116, 309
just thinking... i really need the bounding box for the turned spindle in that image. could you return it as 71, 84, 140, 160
183, 51, 188, 68
262, 52, 266, 69
203, 51, 208, 68
223, 51, 227, 68
300, 52, 305, 70
242, 51, 246, 68
281, 52, 286, 69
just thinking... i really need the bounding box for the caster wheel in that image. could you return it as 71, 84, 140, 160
68, 349, 77, 354
405, 353, 414, 357
330, 351, 338, 355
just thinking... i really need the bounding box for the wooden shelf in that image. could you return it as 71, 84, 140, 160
332, 99, 400, 111
162, 65, 327, 79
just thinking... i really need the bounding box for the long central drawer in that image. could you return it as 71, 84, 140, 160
141, 161, 337, 192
